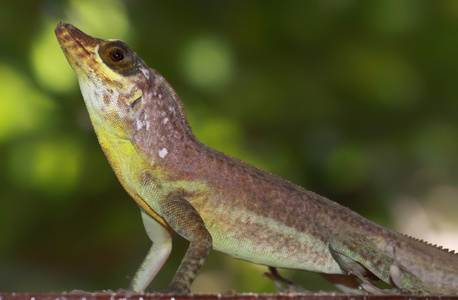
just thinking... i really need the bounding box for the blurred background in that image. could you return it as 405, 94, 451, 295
1, 0, 458, 294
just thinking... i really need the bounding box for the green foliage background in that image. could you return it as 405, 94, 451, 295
1, 0, 458, 293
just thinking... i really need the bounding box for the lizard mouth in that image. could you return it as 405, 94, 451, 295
55, 22, 117, 87
55, 23, 101, 71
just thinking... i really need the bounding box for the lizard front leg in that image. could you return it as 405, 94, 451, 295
130, 211, 172, 293
159, 195, 212, 294
328, 232, 431, 295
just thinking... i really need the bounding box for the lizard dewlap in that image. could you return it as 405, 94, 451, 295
55, 22, 458, 295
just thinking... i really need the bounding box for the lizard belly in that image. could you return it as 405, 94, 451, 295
201, 206, 343, 274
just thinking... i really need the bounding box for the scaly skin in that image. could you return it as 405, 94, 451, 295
55, 22, 458, 295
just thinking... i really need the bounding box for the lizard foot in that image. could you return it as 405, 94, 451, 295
349, 264, 430, 296
388, 247, 431, 296
329, 232, 432, 296
264, 267, 309, 293
349, 266, 417, 295
347, 268, 384, 295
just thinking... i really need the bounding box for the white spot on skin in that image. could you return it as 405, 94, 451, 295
136, 118, 143, 130
163, 117, 169, 124
146, 121, 151, 130
159, 148, 168, 158
140, 66, 150, 80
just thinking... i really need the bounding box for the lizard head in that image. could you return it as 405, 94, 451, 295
55, 22, 150, 139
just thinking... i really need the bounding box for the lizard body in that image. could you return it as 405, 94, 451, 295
55, 23, 458, 295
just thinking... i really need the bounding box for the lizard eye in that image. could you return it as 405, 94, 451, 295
109, 49, 124, 62
99, 41, 136, 74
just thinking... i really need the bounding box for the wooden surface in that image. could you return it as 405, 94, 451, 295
1, 293, 458, 300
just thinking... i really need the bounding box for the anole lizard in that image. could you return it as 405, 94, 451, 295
55, 22, 458, 295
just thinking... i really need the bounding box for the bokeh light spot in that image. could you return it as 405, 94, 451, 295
181, 35, 234, 91
31, 21, 76, 93
8, 136, 82, 198
0, 64, 55, 143
67, 0, 129, 39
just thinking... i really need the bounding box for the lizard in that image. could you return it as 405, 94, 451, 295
55, 22, 458, 295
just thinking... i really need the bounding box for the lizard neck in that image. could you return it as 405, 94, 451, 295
129, 68, 199, 170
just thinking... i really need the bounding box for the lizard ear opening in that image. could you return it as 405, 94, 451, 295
131, 97, 142, 109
